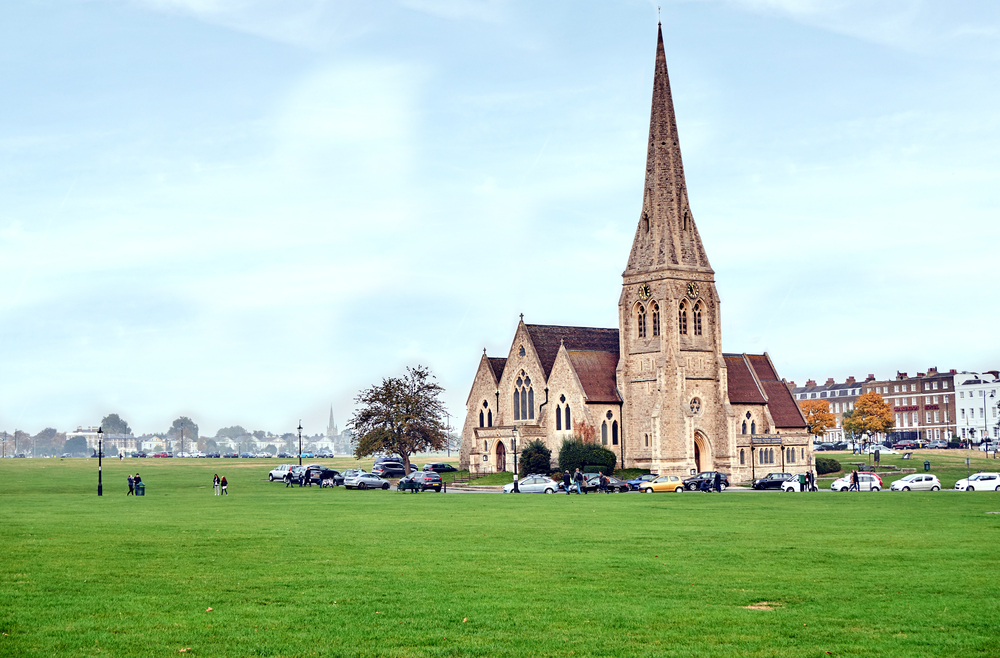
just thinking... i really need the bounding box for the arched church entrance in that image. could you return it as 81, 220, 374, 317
496, 441, 507, 472
694, 432, 711, 473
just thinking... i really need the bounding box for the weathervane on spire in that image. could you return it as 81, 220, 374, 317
658, 6, 661, 24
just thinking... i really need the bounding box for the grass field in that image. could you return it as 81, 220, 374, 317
2, 457, 1000, 657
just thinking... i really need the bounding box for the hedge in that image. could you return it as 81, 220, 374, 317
815, 456, 841, 475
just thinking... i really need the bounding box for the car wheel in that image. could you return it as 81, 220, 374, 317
675, 487, 684, 493
641, 487, 650, 493
688, 483, 699, 491
902, 486, 910, 491
968, 486, 975, 491
932, 486, 940, 491
359, 483, 367, 490
268, 474, 275, 481
612, 486, 620, 493
382, 483, 389, 490
872, 487, 880, 491
719, 484, 726, 492
544, 488, 554, 494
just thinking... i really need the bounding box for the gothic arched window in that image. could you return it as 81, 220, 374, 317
740, 449, 745, 465
788, 448, 795, 463
479, 411, 484, 428
636, 304, 647, 339
555, 406, 562, 431
488, 410, 493, 427
651, 303, 660, 337
694, 302, 703, 336
601, 421, 608, 445
679, 302, 688, 335
741, 420, 747, 435
612, 421, 619, 445
751, 421, 756, 434
565, 405, 571, 430
514, 372, 534, 421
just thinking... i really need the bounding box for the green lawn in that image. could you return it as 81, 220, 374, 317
1, 457, 999, 657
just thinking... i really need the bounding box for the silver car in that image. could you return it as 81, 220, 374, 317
502, 475, 559, 494
344, 472, 390, 490
954, 472, 1000, 491
889, 474, 941, 491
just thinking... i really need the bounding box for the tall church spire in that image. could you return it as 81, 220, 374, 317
625, 23, 712, 275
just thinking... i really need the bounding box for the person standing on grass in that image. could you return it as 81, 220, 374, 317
127, 474, 134, 496
220, 476, 228, 495
562, 470, 571, 494
714, 471, 722, 492
134, 473, 141, 486
849, 469, 859, 492
213, 473, 220, 495
284, 470, 293, 488
573, 468, 585, 495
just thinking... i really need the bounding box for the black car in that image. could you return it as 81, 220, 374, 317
423, 462, 458, 473
751, 472, 792, 490
401, 471, 443, 492
584, 475, 631, 493
373, 462, 407, 478
309, 468, 343, 487
682, 471, 730, 491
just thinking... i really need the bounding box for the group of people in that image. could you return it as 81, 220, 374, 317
213, 474, 228, 495
284, 468, 308, 487
126, 473, 141, 495
560, 468, 615, 494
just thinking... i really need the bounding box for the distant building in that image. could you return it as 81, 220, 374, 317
66, 426, 138, 454
790, 376, 869, 442
954, 371, 1000, 444
866, 368, 958, 443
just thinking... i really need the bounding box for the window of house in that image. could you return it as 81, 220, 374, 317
943, 381, 949, 389
934, 411, 939, 423
894, 385, 899, 393
926, 412, 932, 423
636, 304, 647, 339
651, 303, 660, 337
678, 302, 688, 335
961, 409, 966, 420
944, 395, 949, 403
693, 303, 703, 335
821, 392, 827, 398
960, 391, 965, 399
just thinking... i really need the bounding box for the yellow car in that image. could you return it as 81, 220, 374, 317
640, 474, 684, 493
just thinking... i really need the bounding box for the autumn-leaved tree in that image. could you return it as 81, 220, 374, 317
799, 400, 836, 440
349, 365, 448, 474
842, 391, 894, 442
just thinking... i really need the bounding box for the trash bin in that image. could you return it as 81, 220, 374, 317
135, 482, 145, 496
923, 460, 930, 472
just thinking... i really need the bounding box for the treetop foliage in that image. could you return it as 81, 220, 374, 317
798, 399, 836, 439
170, 417, 199, 441
215, 425, 248, 439
842, 391, 894, 439
101, 414, 132, 436
349, 365, 448, 473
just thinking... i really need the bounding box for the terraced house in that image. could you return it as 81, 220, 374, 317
459, 25, 811, 483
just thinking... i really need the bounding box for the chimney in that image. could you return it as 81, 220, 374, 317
865, 374, 875, 381
846, 376, 856, 385
787, 380, 796, 388
825, 378, 835, 386
950, 369, 957, 374
806, 379, 817, 387
927, 367, 938, 375
897, 372, 907, 380
917, 372, 925, 378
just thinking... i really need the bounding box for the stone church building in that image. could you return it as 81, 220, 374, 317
459, 25, 810, 483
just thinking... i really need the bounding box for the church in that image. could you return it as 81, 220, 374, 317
459, 25, 811, 484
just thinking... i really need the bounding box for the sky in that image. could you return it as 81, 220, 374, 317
2, 0, 999, 437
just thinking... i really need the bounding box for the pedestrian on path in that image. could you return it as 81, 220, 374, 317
220, 476, 228, 495
284, 470, 293, 487
562, 470, 571, 494
127, 474, 134, 496
213, 474, 220, 495
849, 469, 859, 492
573, 468, 585, 495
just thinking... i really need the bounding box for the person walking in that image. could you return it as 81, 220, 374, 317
220, 476, 228, 495
298, 469, 305, 487
849, 469, 859, 492
127, 474, 134, 496
573, 468, 585, 495
284, 470, 293, 488
213, 474, 220, 496
714, 471, 722, 492
562, 470, 571, 494
598, 472, 607, 494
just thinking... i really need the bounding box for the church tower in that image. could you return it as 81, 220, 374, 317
617, 23, 734, 475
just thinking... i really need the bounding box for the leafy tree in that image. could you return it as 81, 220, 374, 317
799, 400, 836, 440
216, 425, 248, 439
519, 439, 552, 476
264, 444, 277, 455
558, 438, 616, 474
842, 391, 894, 444
253, 430, 267, 441
33, 428, 63, 455
101, 414, 132, 436
169, 417, 199, 443
349, 365, 448, 474
64, 436, 89, 456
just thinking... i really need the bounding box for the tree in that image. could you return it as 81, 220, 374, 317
253, 430, 267, 441
169, 417, 199, 443
519, 439, 552, 476
64, 436, 88, 456
799, 400, 836, 440
264, 444, 277, 455
349, 365, 448, 474
216, 425, 248, 439
33, 428, 63, 455
842, 391, 894, 444
101, 414, 132, 436
558, 438, 616, 474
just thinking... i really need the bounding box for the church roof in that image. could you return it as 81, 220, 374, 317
524, 324, 620, 379
724, 353, 808, 429
724, 354, 767, 404
487, 357, 507, 384
567, 350, 622, 403
624, 23, 711, 275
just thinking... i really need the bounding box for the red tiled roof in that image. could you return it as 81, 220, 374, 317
524, 325, 619, 379
760, 381, 807, 429
487, 358, 507, 384
746, 354, 778, 382
724, 354, 766, 404
567, 350, 621, 403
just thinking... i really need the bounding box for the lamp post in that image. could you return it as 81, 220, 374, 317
983, 391, 995, 454
298, 421, 303, 467
97, 427, 103, 496
511, 425, 519, 493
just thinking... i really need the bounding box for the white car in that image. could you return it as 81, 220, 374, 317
268, 464, 295, 481
502, 475, 559, 494
889, 473, 941, 491
954, 472, 1000, 491
862, 445, 898, 455
830, 472, 883, 491
344, 472, 390, 490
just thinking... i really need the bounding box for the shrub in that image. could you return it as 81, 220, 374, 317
519, 439, 552, 476
816, 456, 841, 475
558, 438, 617, 474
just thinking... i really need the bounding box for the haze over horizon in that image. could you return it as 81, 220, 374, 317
2, 0, 998, 436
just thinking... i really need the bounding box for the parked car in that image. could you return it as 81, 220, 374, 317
345, 472, 390, 490
891, 440, 920, 450
503, 475, 559, 494
269, 464, 295, 481
373, 462, 407, 478
639, 474, 685, 493
890, 473, 941, 491
627, 473, 658, 490
398, 471, 444, 492
780, 475, 817, 492
830, 472, 883, 491
310, 468, 342, 487
683, 471, 729, 491
423, 462, 458, 473
925, 440, 949, 449
752, 472, 792, 490
954, 472, 1000, 491
341, 468, 366, 479
583, 475, 631, 493
862, 445, 898, 455
979, 442, 999, 452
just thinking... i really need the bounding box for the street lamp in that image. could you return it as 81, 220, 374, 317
298, 421, 303, 467
983, 391, 995, 455
97, 427, 103, 497
511, 425, 520, 493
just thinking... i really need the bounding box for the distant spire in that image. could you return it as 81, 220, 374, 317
625, 23, 712, 275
